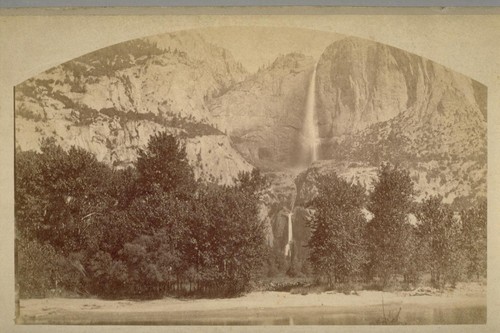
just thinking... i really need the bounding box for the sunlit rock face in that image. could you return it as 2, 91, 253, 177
316, 37, 486, 139
314, 37, 486, 206
209, 53, 316, 168
15, 31, 251, 185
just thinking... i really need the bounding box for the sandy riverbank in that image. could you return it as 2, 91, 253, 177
18, 282, 486, 325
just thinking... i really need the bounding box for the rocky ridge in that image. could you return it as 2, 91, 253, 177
15, 32, 251, 185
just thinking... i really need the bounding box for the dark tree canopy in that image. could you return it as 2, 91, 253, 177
308, 173, 367, 286
460, 198, 487, 279
16, 139, 114, 252
16, 132, 268, 298
136, 132, 195, 196
14, 134, 487, 297
366, 163, 416, 284
416, 196, 462, 288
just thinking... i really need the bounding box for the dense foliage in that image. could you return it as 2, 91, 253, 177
416, 196, 463, 288
460, 198, 487, 279
308, 163, 487, 290
308, 173, 367, 286
16, 133, 267, 298
15, 134, 487, 297
365, 164, 417, 285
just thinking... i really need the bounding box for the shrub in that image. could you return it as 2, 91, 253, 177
17, 240, 83, 298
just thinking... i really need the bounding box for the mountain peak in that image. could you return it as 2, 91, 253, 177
270, 52, 311, 68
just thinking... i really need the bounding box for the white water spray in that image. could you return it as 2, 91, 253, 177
303, 63, 319, 163
284, 192, 296, 257
284, 212, 293, 257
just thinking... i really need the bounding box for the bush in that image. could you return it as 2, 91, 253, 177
17, 240, 84, 298
16, 104, 45, 122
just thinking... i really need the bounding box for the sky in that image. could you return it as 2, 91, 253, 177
196, 26, 344, 72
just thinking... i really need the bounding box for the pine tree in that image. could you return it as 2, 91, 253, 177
461, 199, 487, 279
416, 196, 461, 288
308, 173, 367, 286
366, 163, 415, 286
135, 132, 195, 197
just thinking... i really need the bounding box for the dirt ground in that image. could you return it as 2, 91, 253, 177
18, 282, 486, 325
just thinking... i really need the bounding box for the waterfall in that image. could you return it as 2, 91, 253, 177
285, 212, 293, 256
303, 63, 319, 163
284, 192, 296, 257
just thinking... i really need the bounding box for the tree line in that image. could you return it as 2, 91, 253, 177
308, 164, 487, 290
16, 132, 267, 298
16, 132, 487, 298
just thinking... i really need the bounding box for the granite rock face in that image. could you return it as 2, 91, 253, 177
15, 32, 251, 185
315, 37, 486, 140
313, 37, 486, 206
209, 53, 316, 168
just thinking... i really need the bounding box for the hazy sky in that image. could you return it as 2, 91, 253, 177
196, 26, 344, 72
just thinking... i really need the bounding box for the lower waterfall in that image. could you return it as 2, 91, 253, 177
284, 212, 293, 256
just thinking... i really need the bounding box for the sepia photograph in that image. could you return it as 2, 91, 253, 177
1, 6, 499, 330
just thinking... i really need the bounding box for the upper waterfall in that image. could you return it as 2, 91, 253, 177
303, 63, 319, 164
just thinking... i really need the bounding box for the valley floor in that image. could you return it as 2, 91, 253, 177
18, 282, 486, 325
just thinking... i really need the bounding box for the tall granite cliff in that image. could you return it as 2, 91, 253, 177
315, 37, 486, 140
312, 37, 486, 205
